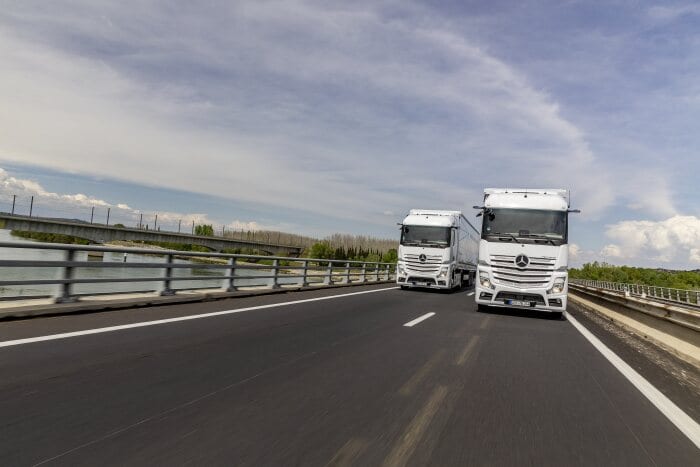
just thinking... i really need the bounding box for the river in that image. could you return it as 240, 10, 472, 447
0, 229, 304, 299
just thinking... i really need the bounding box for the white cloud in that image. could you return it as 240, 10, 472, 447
0, 0, 616, 227
568, 243, 581, 259
601, 215, 700, 266
600, 244, 623, 259
0, 167, 274, 232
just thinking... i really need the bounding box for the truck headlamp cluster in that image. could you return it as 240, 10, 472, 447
398, 265, 406, 275
437, 267, 449, 278
548, 278, 565, 294
479, 272, 494, 289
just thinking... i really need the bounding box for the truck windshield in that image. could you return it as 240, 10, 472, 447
400, 225, 450, 247
481, 209, 567, 244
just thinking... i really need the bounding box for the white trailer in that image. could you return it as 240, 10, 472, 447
473, 188, 579, 317
396, 210, 479, 290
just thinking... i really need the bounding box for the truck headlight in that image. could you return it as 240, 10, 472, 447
548, 278, 565, 294
398, 265, 406, 275
479, 272, 493, 289
437, 267, 449, 278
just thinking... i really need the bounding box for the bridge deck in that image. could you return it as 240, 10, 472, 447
0, 213, 303, 255
0, 284, 698, 465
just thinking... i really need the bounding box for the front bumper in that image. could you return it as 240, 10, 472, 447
475, 286, 567, 312
474, 267, 567, 312
396, 275, 452, 289
396, 262, 453, 289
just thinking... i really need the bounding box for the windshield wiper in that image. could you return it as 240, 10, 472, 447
521, 234, 557, 245
490, 232, 520, 243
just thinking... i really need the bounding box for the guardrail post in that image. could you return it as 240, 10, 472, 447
270, 259, 281, 289
225, 258, 237, 292
55, 249, 78, 303
384, 264, 390, 280
160, 254, 175, 296
301, 260, 309, 287
343, 262, 350, 284
374, 263, 380, 282
323, 261, 333, 285
360, 263, 367, 283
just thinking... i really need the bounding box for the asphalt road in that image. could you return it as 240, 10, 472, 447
0, 284, 698, 466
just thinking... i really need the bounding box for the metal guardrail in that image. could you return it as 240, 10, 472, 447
0, 241, 396, 303
570, 279, 700, 309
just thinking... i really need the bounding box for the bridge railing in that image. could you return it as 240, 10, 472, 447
570, 279, 700, 309
0, 241, 396, 303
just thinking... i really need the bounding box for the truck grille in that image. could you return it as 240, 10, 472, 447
403, 253, 442, 274
490, 255, 555, 289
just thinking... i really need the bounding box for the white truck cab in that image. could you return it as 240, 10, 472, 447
396, 210, 478, 290
474, 189, 579, 317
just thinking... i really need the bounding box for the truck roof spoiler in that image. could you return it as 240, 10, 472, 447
483, 188, 574, 208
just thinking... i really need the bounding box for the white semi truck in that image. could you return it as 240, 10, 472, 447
474, 189, 579, 317
396, 210, 479, 290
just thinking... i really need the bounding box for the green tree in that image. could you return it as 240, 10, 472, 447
194, 224, 214, 236
309, 241, 334, 259
382, 248, 398, 263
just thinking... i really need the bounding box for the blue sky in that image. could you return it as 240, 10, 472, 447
0, 1, 698, 268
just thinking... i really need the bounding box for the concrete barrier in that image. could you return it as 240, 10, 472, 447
569, 285, 700, 368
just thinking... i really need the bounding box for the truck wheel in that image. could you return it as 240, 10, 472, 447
477, 304, 489, 313
400, 285, 409, 290
550, 311, 564, 321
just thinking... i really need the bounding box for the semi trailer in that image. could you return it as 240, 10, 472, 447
474, 189, 579, 317
396, 210, 479, 290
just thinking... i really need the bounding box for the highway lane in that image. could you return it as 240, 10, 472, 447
0, 284, 698, 466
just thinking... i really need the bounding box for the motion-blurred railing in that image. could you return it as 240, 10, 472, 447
0, 241, 396, 303
570, 279, 700, 309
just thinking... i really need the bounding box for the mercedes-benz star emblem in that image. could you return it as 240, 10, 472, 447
419, 254, 427, 263
515, 254, 529, 268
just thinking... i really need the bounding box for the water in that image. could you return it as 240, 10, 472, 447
0, 229, 305, 299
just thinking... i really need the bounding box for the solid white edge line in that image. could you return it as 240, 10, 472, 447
0, 287, 399, 348
403, 312, 436, 327
566, 312, 700, 450
466, 292, 475, 296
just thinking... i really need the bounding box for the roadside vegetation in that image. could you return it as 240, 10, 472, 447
10, 225, 400, 265
306, 241, 397, 263
11, 230, 90, 245
569, 262, 700, 290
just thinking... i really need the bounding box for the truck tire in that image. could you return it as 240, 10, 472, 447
477, 304, 489, 313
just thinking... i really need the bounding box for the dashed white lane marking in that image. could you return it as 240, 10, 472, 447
403, 312, 436, 327
466, 292, 475, 296
566, 312, 700, 450
0, 287, 399, 349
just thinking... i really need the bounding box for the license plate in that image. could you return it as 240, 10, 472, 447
414, 282, 427, 286
506, 300, 530, 307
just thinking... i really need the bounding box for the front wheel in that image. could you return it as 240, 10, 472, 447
477, 304, 489, 313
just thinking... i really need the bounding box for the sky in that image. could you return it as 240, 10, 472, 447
0, 0, 698, 268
